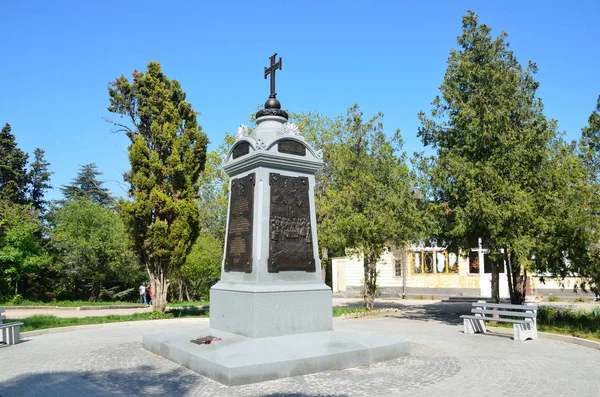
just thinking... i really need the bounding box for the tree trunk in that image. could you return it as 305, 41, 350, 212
321, 247, 331, 287
506, 251, 525, 305
505, 249, 515, 303
511, 269, 525, 305
178, 279, 183, 302
491, 257, 500, 304
150, 268, 170, 312
185, 283, 192, 302
363, 253, 377, 310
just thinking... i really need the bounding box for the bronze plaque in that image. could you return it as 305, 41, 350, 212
278, 139, 306, 156
232, 142, 250, 159
268, 173, 315, 272
224, 173, 255, 273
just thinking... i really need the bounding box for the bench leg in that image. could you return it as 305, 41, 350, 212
12, 325, 20, 345
513, 323, 538, 341
464, 318, 487, 334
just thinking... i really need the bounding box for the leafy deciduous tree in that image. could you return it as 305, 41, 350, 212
0, 201, 50, 297
49, 198, 136, 301
323, 104, 420, 309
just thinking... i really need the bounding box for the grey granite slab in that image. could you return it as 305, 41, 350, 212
143, 328, 410, 386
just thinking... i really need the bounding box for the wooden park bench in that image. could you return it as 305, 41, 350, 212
0, 307, 23, 345
461, 301, 538, 342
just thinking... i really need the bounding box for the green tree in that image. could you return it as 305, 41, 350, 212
580, 95, 600, 185
60, 163, 113, 207
49, 198, 136, 301
28, 148, 53, 213
174, 134, 231, 302
417, 11, 567, 304
0, 123, 29, 204
578, 95, 600, 296
108, 61, 208, 312
289, 111, 345, 284
323, 105, 420, 309
0, 201, 50, 298
178, 231, 222, 301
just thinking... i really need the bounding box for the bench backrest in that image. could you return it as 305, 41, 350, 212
471, 301, 537, 320
472, 302, 537, 311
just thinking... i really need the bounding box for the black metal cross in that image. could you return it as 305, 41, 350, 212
264, 53, 282, 98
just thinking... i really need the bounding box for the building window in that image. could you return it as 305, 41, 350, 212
469, 252, 480, 274
436, 252, 446, 273
411, 249, 458, 275
413, 252, 422, 274
424, 252, 434, 273
394, 259, 402, 277
448, 252, 458, 273
483, 254, 505, 274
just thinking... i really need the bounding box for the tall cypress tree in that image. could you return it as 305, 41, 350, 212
0, 123, 29, 204
108, 61, 208, 312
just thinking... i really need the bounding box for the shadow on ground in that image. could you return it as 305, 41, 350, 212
335, 301, 473, 326
0, 367, 349, 397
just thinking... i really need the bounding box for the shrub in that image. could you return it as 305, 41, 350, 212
56, 290, 76, 301
10, 294, 23, 305
548, 295, 560, 302
574, 297, 585, 303
150, 311, 174, 320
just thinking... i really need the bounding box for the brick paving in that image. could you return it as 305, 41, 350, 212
1, 313, 599, 397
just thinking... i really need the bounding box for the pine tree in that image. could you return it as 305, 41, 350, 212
29, 148, 53, 213
0, 123, 29, 204
60, 163, 113, 207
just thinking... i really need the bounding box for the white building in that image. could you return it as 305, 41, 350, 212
332, 239, 589, 300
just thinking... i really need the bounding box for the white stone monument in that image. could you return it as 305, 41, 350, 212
143, 53, 409, 386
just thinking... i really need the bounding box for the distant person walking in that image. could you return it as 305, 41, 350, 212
139, 283, 147, 305
147, 285, 153, 306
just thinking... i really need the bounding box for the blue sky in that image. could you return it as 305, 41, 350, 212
1, 0, 598, 200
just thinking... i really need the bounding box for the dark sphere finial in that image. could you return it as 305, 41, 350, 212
265, 96, 281, 109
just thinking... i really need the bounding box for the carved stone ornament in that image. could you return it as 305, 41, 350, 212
315, 149, 323, 159
236, 124, 249, 140
282, 122, 301, 136
256, 138, 267, 150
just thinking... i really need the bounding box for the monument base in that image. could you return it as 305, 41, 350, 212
210, 282, 332, 337
143, 328, 410, 386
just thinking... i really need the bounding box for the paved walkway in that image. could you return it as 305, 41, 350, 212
1, 309, 599, 396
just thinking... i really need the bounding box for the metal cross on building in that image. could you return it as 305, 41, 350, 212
264, 53, 282, 98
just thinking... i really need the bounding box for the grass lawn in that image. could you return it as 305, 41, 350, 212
0, 299, 209, 308
1, 299, 145, 307
8, 308, 209, 332
487, 306, 600, 342
166, 300, 209, 307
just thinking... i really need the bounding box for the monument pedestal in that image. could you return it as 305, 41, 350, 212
143, 328, 410, 386
210, 282, 332, 338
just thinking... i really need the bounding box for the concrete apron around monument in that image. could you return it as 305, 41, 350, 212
143, 114, 410, 386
